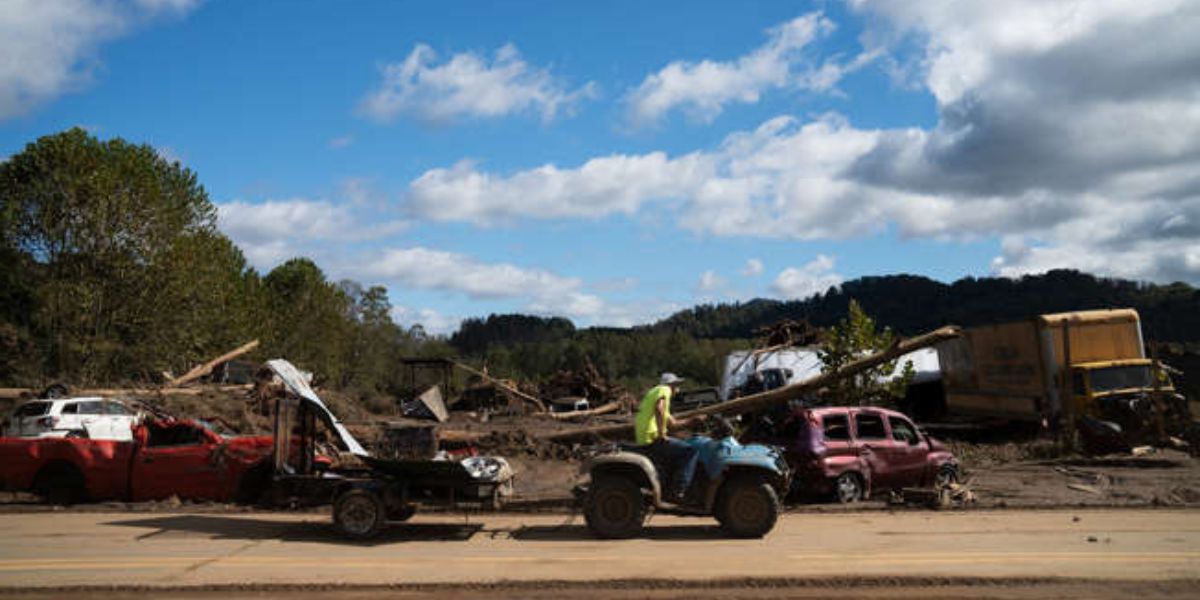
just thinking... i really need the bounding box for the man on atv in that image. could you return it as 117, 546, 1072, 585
635, 373, 699, 503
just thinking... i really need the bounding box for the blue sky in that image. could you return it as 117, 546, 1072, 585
3, 0, 1198, 333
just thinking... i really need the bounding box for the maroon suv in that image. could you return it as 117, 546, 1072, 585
758, 406, 958, 503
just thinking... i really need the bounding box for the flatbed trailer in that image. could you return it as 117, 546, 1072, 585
259, 360, 512, 539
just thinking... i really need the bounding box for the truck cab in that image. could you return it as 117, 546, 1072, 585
1069, 359, 1187, 435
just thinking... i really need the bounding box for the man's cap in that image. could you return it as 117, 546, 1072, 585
660, 372, 685, 385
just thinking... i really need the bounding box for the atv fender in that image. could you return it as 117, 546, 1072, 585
582, 453, 662, 504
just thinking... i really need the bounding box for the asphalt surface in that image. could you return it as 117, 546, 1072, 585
0, 508, 1197, 594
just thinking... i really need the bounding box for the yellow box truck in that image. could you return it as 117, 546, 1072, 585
935, 309, 1171, 423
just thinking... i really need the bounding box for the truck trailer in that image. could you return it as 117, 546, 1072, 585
934, 309, 1183, 430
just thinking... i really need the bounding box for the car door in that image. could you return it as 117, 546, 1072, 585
851, 411, 892, 488
102, 400, 136, 441
883, 415, 931, 488
131, 422, 225, 501
74, 400, 105, 438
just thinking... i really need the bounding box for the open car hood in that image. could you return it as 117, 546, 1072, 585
265, 359, 369, 457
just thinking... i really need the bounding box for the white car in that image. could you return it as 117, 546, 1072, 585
1, 397, 138, 441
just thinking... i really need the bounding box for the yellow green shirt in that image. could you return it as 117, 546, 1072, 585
635, 384, 672, 445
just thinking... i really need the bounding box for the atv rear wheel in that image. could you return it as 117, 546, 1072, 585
584, 475, 646, 539
716, 477, 780, 538
333, 489, 386, 540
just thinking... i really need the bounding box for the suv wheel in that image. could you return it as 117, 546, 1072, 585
835, 472, 864, 503
584, 475, 646, 539
716, 477, 780, 538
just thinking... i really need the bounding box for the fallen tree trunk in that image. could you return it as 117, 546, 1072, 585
0, 384, 255, 400
168, 340, 260, 387
540, 325, 961, 444
543, 400, 621, 421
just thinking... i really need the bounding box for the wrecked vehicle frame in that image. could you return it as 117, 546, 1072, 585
253, 360, 513, 540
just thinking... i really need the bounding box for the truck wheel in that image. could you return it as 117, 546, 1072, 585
333, 489, 386, 540
33, 464, 85, 506
716, 477, 780, 538
834, 472, 864, 503
584, 475, 646, 539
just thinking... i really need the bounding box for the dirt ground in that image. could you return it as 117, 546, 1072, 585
1, 509, 1197, 597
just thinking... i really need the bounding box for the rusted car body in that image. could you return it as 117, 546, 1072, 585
0, 419, 273, 503
756, 406, 957, 502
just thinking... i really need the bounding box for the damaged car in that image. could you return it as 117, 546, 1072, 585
756, 406, 958, 503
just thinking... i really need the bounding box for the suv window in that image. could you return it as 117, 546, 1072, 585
889, 416, 919, 444
104, 401, 132, 415
15, 402, 50, 417
822, 414, 850, 441
855, 413, 887, 439
77, 401, 104, 415
60, 403, 79, 415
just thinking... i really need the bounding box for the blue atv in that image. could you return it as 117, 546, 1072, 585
577, 417, 791, 539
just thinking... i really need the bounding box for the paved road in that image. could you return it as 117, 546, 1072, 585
0, 509, 1197, 592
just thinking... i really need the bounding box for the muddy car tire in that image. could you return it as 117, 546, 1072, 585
333, 489, 386, 540
584, 475, 646, 539
716, 477, 780, 538
33, 463, 85, 506
834, 472, 864, 503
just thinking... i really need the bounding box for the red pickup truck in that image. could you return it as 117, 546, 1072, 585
0, 418, 273, 504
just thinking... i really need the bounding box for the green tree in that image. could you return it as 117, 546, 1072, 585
0, 127, 230, 382
263, 258, 352, 384
818, 299, 913, 406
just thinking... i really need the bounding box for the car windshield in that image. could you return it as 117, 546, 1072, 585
194, 419, 233, 439
1089, 365, 1153, 393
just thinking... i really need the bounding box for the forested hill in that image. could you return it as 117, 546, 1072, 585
652, 270, 1200, 341
453, 270, 1200, 355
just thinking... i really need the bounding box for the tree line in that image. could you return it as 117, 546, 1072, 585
4, 128, 1198, 400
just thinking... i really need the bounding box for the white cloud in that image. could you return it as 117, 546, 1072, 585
407, 2, 1200, 284
217, 197, 408, 269
358, 43, 595, 124
624, 12, 870, 126
771, 255, 843, 300
696, 270, 725, 293
741, 258, 764, 277
391, 306, 461, 337
0, 0, 201, 120
328, 135, 353, 150
354, 247, 660, 325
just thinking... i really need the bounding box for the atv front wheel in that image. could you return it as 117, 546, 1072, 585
584, 475, 646, 539
716, 477, 780, 538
